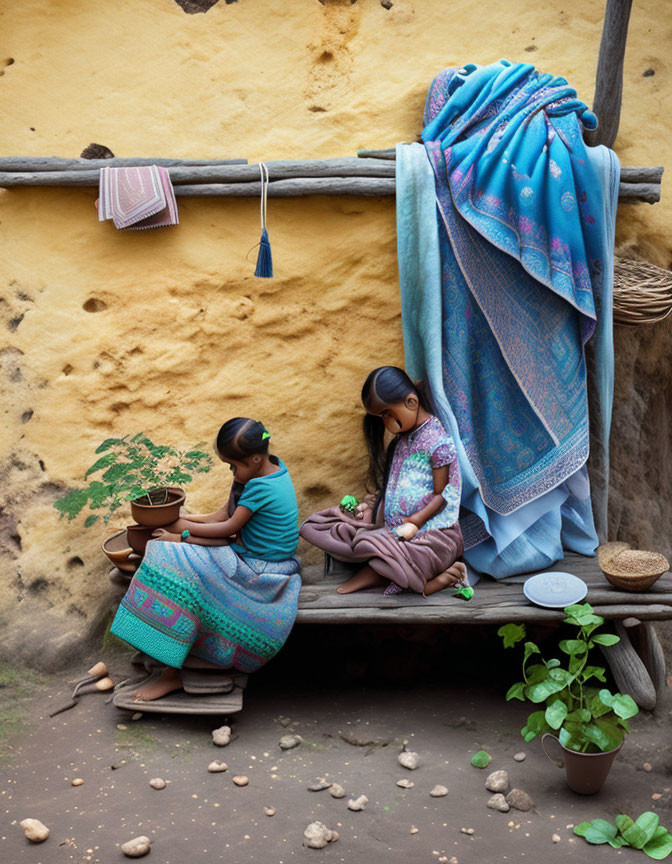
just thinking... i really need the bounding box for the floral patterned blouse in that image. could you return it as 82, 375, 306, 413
384, 415, 461, 533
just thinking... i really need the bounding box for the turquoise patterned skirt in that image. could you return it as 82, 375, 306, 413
110, 540, 301, 671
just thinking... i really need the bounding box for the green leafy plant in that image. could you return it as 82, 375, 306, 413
574, 812, 672, 859
498, 603, 639, 754
54, 434, 213, 527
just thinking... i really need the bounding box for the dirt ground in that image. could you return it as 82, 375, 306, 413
1, 630, 671, 864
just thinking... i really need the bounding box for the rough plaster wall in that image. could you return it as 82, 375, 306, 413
0, 0, 671, 669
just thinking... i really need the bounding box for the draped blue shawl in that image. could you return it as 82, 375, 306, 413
397, 61, 619, 577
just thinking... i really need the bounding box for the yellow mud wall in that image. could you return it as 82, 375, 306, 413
1, 0, 670, 667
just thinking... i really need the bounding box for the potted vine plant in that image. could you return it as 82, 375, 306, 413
498, 602, 639, 795
54, 434, 213, 532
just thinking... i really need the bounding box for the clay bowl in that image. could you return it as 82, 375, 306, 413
598, 542, 669, 592
130, 487, 185, 528
102, 529, 142, 573
126, 524, 157, 555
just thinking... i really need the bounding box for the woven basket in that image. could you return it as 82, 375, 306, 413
613, 257, 672, 326
598, 541, 670, 592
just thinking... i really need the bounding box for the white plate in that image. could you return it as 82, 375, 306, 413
523, 571, 588, 609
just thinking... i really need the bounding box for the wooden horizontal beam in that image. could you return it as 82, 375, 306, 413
0, 157, 248, 172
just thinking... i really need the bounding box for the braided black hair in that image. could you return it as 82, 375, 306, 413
216, 417, 270, 461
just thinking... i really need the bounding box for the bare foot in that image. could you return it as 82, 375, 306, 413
135, 666, 183, 701
336, 565, 387, 594
423, 561, 468, 597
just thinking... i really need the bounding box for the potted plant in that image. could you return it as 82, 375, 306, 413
498, 602, 639, 795
54, 434, 213, 532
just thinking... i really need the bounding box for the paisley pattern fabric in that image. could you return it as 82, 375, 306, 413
384, 416, 461, 531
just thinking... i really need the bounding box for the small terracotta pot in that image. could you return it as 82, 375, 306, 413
541, 733, 623, 795
102, 529, 138, 573
130, 487, 185, 528
126, 524, 157, 555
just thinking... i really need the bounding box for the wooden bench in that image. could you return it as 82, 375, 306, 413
296, 552, 672, 710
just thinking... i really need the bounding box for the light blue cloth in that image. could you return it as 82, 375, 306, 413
396, 60, 619, 578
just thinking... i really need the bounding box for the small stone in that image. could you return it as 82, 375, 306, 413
643, 67, 655, 77
430, 785, 448, 798
397, 778, 415, 789
460, 827, 475, 835
208, 760, 228, 773
233, 775, 249, 786
149, 778, 166, 790
121, 836, 151, 858
513, 752, 527, 762
212, 725, 231, 747
449, 859, 459, 864
308, 778, 332, 791
506, 788, 535, 812
347, 794, 368, 811
303, 821, 338, 849
487, 793, 510, 812
643, 762, 653, 772
485, 769, 510, 794
329, 783, 346, 798
552, 834, 561, 843
278, 716, 292, 727
264, 806, 276, 816
20, 819, 50, 843
652, 793, 662, 800
279, 734, 301, 750
398, 750, 419, 770
116, 724, 128, 731
410, 826, 419, 834
131, 712, 143, 721
71, 778, 84, 786
381, 0, 394, 8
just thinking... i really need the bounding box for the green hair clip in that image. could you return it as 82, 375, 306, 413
261, 431, 271, 440
339, 495, 359, 514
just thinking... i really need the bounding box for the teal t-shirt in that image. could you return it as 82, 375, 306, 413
231, 459, 299, 561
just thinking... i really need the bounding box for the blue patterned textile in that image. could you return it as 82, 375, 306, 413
397, 60, 619, 578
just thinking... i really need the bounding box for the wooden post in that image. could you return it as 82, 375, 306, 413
587, 0, 633, 148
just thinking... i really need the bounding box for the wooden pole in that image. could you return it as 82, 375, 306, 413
0, 157, 248, 171
586, 0, 634, 147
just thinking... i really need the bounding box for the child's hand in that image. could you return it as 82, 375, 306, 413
395, 522, 419, 541
152, 528, 179, 543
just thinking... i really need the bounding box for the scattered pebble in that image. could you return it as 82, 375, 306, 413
347, 794, 368, 811
20, 819, 50, 843
308, 778, 331, 791
487, 793, 510, 812
410, 826, 419, 835
430, 785, 449, 798
485, 769, 510, 794
397, 778, 415, 789
208, 760, 228, 773
264, 806, 276, 817
303, 821, 338, 849
552, 834, 561, 843
149, 778, 166, 790
329, 783, 346, 799
116, 724, 128, 731
652, 793, 662, 800
278, 716, 292, 727
460, 827, 475, 835
644, 762, 653, 772
212, 725, 231, 747
71, 778, 84, 787
398, 750, 419, 770
121, 836, 151, 858
233, 776, 249, 787
279, 734, 302, 751
513, 752, 527, 762
506, 788, 535, 812
131, 712, 143, 721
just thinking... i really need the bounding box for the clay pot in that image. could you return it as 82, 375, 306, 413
130, 487, 185, 528
541, 733, 623, 795
102, 529, 141, 573
126, 524, 157, 555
